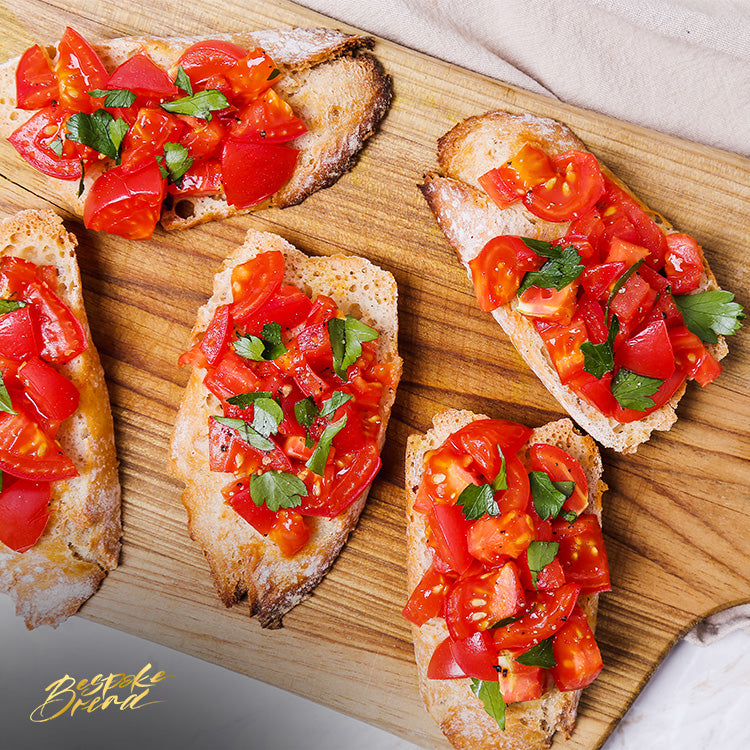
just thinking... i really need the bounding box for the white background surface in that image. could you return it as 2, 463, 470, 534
3, 596, 750, 749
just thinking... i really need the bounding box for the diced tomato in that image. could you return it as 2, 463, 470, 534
550, 606, 603, 691
616, 317, 675, 380
599, 179, 668, 269
427, 636, 468, 680
268, 509, 310, 556
493, 143, 557, 197
176, 40, 249, 91
478, 167, 523, 209
15, 44, 59, 109
529, 443, 589, 515
492, 583, 581, 649
17, 357, 79, 422
534, 314, 587, 384
0, 406, 78, 481
229, 250, 285, 321
296, 322, 333, 369
608, 272, 657, 336
551, 514, 611, 595
468, 236, 543, 311
167, 158, 222, 197
670, 325, 722, 386
176, 114, 226, 159
428, 502, 474, 574
221, 138, 299, 208
402, 562, 452, 627
638, 265, 684, 328
8, 107, 93, 180
0, 305, 40, 360
665, 233, 704, 294
524, 151, 605, 222
496, 652, 544, 703
518, 544, 567, 590
305, 295, 338, 326
605, 236, 650, 265
199, 304, 233, 366
208, 416, 291, 475
578, 293, 609, 345
224, 48, 278, 103
580, 262, 627, 301
467, 511, 535, 564
495, 456, 531, 514
55, 27, 109, 114
244, 285, 313, 334
299, 443, 381, 518
229, 88, 307, 143
451, 630, 500, 682
223, 479, 277, 535
203, 350, 261, 402
516, 283, 578, 325
0, 476, 51, 552
25, 280, 88, 364
445, 562, 526, 638
422, 444, 482, 505
569, 208, 605, 257
84, 161, 167, 240
447, 418, 533, 479
107, 52, 180, 104
120, 108, 185, 171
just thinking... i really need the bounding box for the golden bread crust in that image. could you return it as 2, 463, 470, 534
169, 230, 401, 627
0, 209, 120, 628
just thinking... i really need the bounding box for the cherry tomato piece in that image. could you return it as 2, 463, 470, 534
402, 562, 452, 627
268, 509, 310, 557
496, 652, 544, 703
229, 88, 307, 143
0, 305, 40, 360
229, 250, 285, 322
448, 418, 533, 478
551, 514, 611, 595
529, 443, 589, 515
616, 317, 675, 380
15, 44, 59, 109
0, 477, 51, 552
665, 233, 704, 294
550, 606, 603, 691
55, 27, 109, 114
18, 357, 79, 422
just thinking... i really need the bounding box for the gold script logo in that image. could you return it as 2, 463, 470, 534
29, 663, 170, 722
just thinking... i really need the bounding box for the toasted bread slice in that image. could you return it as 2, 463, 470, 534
0, 28, 391, 231
405, 410, 606, 749
0, 209, 120, 629
421, 111, 728, 452
169, 229, 401, 627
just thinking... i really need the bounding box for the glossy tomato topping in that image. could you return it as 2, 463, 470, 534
404, 418, 609, 704
183, 251, 392, 558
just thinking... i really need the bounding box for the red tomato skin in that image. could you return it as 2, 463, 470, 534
447, 418, 533, 479
402, 562, 451, 627
224, 481, 277, 536
199, 304, 233, 366
176, 40, 249, 89
616, 317, 676, 380
529, 443, 589, 515
55, 27, 109, 114
550, 606, 603, 691
8, 107, 90, 180
428, 502, 474, 574
167, 158, 222, 197
0, 306, 41, 360
516, 283, 578, 325
427, 637, 469, 680
244, 285, 314, 334
534, 314, 587, 385
496, 652, 544, 703
268, 509, 310, 557
478, 168, 523, 208
25, 281, 88, 364
120, 108, 185, 171
16, 44, 59, 109
469, 236, 542, 311
524, 151, 605, 222
177, 116, 226, 160
106, 52, 180, 102
466, 511, 535, 565
229, 251, 285, 322
670, 325, 722, 387
492, 583, 581, 650
84, 161, 167, 240
0, 408, 78, 481
0, 477, 51, 552
451, 631, 500, 682
229, 88, 307, 143
665, 233, 704, 294
220, 138, 299, 208
551, 514, 611, 595
18, 357, 80, 422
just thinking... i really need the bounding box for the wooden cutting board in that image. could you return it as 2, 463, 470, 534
0, 1, 748, 747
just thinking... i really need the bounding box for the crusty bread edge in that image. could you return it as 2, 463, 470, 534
405, 409, 606, 750
0, 209, 121, 628
169, 229, 402, 626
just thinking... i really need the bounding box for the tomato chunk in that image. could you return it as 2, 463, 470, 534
496, 652, 544, 703
55, 27, 109, 114
402, 562, 451, 627
529, 443, 589, 515
665, 233, 704, 294
0, 477, 51, 552
18, 357, 79, 422
16, 44, 59, 109
551, 514, 611, 595
550, 606, 603, 691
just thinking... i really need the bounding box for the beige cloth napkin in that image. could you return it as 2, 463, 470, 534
296, 0, 750, 640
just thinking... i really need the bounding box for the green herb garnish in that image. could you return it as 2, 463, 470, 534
249, 471, 307, 512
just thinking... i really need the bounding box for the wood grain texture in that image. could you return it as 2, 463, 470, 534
0, 1, 748, 748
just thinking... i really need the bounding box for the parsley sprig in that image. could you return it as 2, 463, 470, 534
456, 447, 507, 520
66, 109, 129, 164
161, 89, 228, 120
249, 471, 307, 512
674, 289, 744, 344
517, 243, 584, 296
470, 679, 506, 730
328, 315, 379, 380
233, 322, 287, 361
526, 540, 559, 588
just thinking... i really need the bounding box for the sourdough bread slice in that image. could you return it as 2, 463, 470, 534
0, 28, 391, 231
420, 111, 728, 453
169, 229, 402, 627
405, 410, 606, 750
0, 209, 120, 629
